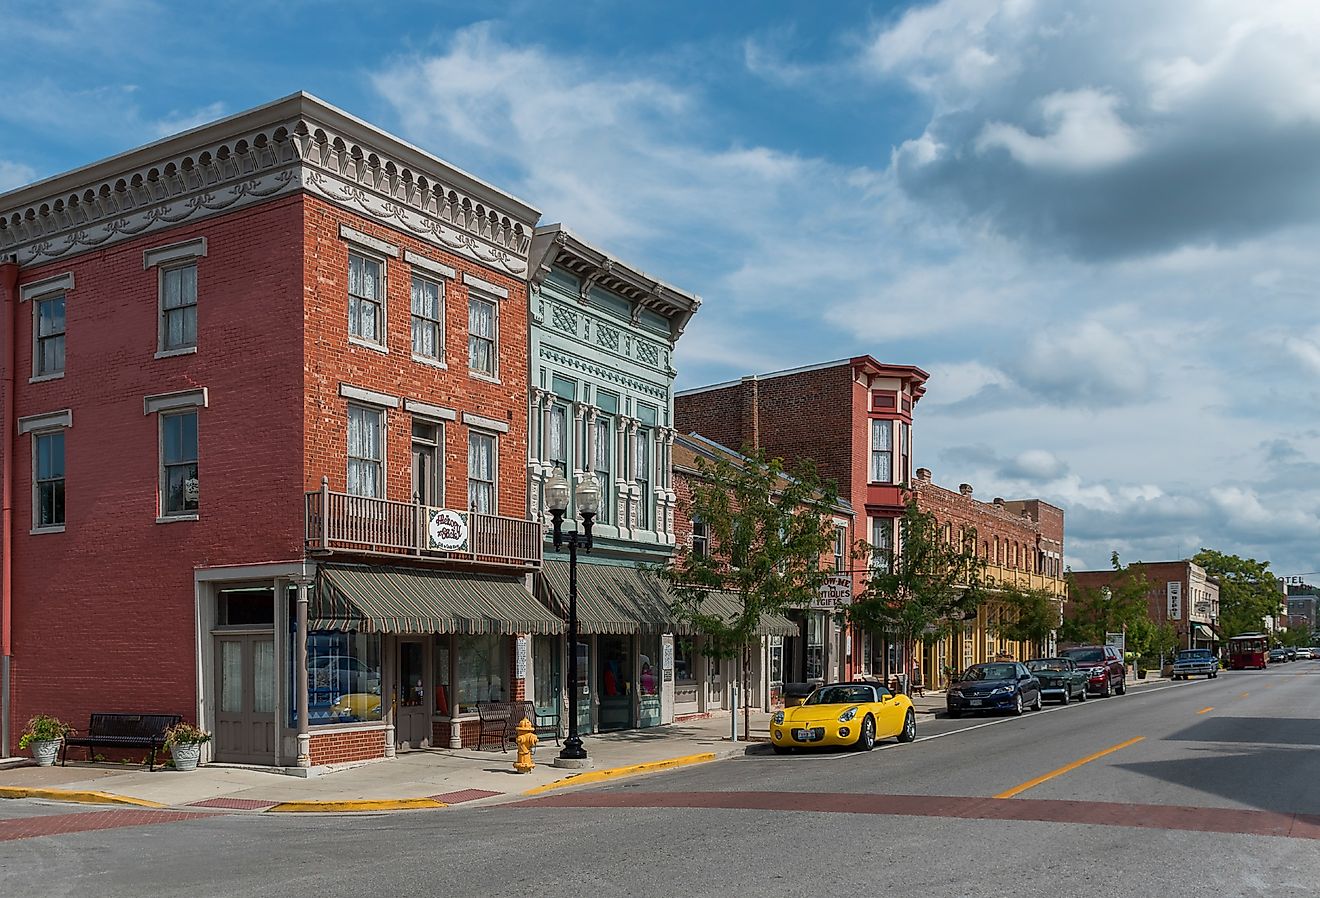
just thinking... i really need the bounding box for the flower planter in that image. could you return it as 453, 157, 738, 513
170, 742, 202, 771
29, 739, 60, 767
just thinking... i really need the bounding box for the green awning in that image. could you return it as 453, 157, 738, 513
314, 564, 563, 635
541, 560, 680, 634
540, 561, 798, 637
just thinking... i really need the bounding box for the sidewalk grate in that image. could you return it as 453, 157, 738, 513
430, 789, 502, 804
186, 798, 280, 810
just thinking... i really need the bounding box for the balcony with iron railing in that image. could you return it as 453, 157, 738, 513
305, 478, 542, 569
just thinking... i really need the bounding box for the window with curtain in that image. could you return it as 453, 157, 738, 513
900, 422, 911, 483
161, 411, 199, 515
411, 274, 443, 361
593, 416, 611, 524
468, 294, 497, 375
468, 431, 496, 514
455, 633, 508, 708
635, 427, 651, 529
348, 252, 383, 344
548, 403, 568, 473
34, 430, 65, 529
34, 294, 65, 377
870, 418, 892, 483
870, 517, 892, 574
160, 263, 198, 351
347, 405, 383, 498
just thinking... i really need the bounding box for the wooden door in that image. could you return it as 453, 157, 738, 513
397, 639, 430, 748
213, 634, 277, 764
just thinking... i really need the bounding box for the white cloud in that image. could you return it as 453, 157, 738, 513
0, 160, 37, 193
976, 89, 1141, 172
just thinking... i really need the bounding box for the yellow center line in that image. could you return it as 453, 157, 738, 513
1196, 706, 1214, 715
995, 737, 1145, 799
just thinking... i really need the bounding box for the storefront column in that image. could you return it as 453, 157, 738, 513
293, 576, 311, 768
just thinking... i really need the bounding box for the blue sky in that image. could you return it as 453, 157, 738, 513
4, 0, 1320, 579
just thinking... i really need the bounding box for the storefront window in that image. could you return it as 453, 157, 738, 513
639, 639, 659, 697
434, 638, 452, 716
807, 613, 825, 680
294, 631, 383, 726
455, 633, 508, 710
674, 637, 697, 684
533, 635, 560, 711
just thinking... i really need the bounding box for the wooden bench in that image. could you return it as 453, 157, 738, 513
476, 701, 534, 752
61, 713, 182, 771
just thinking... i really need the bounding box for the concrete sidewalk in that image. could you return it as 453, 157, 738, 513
0, 713, 770, 813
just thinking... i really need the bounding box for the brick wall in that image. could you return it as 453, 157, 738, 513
912, 479, 1044, 571
302, 197, 528, 515
5, 195, 306, 734
309, 727, 387, 765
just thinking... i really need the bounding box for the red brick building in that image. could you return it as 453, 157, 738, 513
910, 469, 1067, 685
1070, 560, 1219, 653
675, 357, 928, 683
0, 94, 556, 766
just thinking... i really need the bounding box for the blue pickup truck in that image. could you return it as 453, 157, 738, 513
1172, 648, 1219, 680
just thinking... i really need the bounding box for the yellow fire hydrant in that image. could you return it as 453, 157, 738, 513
513, 716, 537, 774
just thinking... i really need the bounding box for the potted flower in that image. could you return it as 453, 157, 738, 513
162, 722, 211, 771
18, 715, 72, 767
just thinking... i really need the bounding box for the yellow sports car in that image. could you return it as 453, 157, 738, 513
770, 682, 916, 753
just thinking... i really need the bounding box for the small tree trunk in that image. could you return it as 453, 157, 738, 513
742, 643, 751, 741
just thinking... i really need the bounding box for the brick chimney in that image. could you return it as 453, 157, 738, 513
959, 483, 973, 496
993, 497, 1005, 507
740, 375, 760, 451
915, 467, 932, 483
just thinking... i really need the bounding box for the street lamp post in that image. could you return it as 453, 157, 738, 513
544, 470, 599, 765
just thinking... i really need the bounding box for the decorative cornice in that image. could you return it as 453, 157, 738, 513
539, 345, 668, 401
0, 93, 537, 277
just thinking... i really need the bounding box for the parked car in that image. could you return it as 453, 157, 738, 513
329, 692, 383, 722
1026, 658, 1087, 704
770, 682, 916, 753
1060, 645, 1127, 696
946, 662, 1042, 717
310, 655, 381, 697
1268, 647, 1288, 663
1285, 648, 1298, 661
1298, 647, 1316, 660
1171, 648, 1218, 680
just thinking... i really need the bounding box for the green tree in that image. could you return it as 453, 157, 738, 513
849, 500, 987, 689
1060, 552, 1151, 646
661, 447, 840, 740
993, 586, 1062, 655
1192, 549, 1281, 639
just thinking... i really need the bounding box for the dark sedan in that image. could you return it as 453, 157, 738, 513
946, 662, 1042, 718
1026, 657, 1087, 704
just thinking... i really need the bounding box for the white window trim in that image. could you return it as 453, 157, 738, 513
467, 291, 500, 381
30, 291, 67, 383
144, 388, 208, 416
143, 237, 207, 269
340, 224, 400, 258
409, 270, 446, 368
156, 259, 200, 356
157, 408, 200, 522
467, 428, 499, 515
339, 383, 400, 409
28, 420, 70, 535
869, 417, 894, 484
461, 412, 510, 434
20, 272, 74, 302
404, 399, 457, 421
347, 248, 389, 351
404, 250, 456, 279
462, 273, 509, 299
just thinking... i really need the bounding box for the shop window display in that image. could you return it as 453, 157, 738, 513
294, 631, 383, 725
455, 633, 508, 710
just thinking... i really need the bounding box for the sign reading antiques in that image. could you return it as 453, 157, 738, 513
813, 575, 853, 610
427, 509, 468, 551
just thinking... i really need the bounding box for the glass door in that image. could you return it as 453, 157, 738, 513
397, 639, 429, 748
637, 637, 660, 727
213, 634, 276, 764
597, 635, 632, 731
533, 635, 561, 738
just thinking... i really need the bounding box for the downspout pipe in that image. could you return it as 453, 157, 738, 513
1, 255, 19, 758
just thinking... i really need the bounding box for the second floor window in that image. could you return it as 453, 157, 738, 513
635, 428, 651, 529
34, 430, 65, 529
691, 519, 708, 559
347, 405, 383, 498
593, 417, 611, 525
411, 275, 443, 361
834, 526, 847, 572
870, 517, 892, 574
468, 294, 497, 375
548, 403, 569, 473
468, 431, 496, 514
160, 263, 198, 352
161, 411, 199, 515
348, 253, 384, 345
870, 418, 893, 483
34, 294, 65, 377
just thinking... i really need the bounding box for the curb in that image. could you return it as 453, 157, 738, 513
522, 752, 718, 797
0, 786, 165, 809
266, 797, 447, 813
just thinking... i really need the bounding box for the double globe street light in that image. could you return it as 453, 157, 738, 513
543, 469, 599, 766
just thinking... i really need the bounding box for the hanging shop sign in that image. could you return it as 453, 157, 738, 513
427, 509, 469, 551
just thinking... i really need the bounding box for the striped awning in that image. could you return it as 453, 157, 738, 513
540, 561, 798, 637
314, 564, 563, 635
541, 560, 682, 634
1193, 623, 1218, 641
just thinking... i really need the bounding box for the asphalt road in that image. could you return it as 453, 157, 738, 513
2, 664, 1319, 897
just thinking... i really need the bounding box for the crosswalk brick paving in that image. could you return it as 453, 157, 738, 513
0, 809, 219, 842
